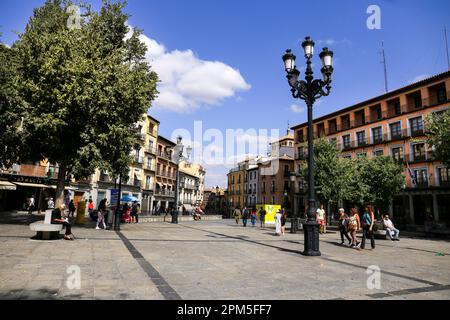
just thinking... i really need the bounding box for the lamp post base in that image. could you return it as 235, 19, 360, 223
302, 220, 321, 256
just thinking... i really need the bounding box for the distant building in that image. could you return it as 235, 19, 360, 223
291, 70, 450, 230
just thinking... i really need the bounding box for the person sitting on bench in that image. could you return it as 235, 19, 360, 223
52, 204, 75, 240
383, 214, 400, 241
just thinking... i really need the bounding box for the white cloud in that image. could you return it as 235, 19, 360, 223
409, 74, 430, 84
290, 104, 305, 113
132, 30, 251, 113
316, 39, 352, 46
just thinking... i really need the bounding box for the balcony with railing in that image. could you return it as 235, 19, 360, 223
154, 189, 175, 197
143, 163, 156, 171
410, 128, 425, 137
146, 147, 157, 155
126, 178, 143, 188
133, 156, 144, 164
158, 151, 173, 161
295, 152, 307, 160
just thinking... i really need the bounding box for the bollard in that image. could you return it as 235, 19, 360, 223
75, 201, 86, 225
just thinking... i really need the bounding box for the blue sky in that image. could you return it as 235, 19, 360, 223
1, 0, 450, 187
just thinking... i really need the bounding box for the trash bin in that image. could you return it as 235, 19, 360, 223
75, 201, 86, 225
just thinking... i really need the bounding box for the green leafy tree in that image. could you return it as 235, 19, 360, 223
426, 109, 450, 167
13, 0, 158, 207
0, 41, 26, 168
357, 156, 404, 218
300, 139, 367, 209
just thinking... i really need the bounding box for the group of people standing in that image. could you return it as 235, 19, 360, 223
337, 205, 400, 250
232, 206, 261, 228
232, 206, 288, 236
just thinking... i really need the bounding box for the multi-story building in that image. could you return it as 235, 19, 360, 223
227, 162, 247, 209
291, 71, 450, 230
141, 115, 159, 214
178, 160, 206, 212
153, 135, 177, 213
246, 165, 258, 207
94, 118, 147, 208
257, 152, 295, 209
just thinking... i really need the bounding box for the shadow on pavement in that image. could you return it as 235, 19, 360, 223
0, 288, 82, 300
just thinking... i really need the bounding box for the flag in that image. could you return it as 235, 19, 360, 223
406, 162, 417, 185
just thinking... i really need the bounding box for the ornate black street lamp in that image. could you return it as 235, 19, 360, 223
173, 136, 192, 224
282, 36, 334, 256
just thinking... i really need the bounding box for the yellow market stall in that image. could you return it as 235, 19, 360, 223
256, 204, 281, 225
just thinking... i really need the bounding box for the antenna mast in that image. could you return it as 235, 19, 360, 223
445, 27, 450, 71
381, 41, 389, 93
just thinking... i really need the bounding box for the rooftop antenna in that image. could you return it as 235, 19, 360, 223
445, 27, 450, 71
381, 41, 389, 93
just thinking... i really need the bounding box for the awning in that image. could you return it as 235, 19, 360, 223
47, 185, 78, 191
0, 181, 16, 190
13, 182, 49, 188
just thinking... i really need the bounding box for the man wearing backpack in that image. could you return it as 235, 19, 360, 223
242, 206, 249, 227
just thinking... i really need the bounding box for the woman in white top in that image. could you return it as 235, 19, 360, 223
274, 209, 282, 236
316, 204, 326, 234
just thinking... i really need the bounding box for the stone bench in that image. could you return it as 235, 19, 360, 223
29, 210, 63, 240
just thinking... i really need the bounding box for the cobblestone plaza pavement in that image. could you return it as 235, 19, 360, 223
0, 215, 449, 300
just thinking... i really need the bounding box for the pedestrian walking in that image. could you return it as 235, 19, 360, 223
131, 201, 138, 223
316, 204, 326, 234
242, 207, 249, 227
250, 208, 257, 227
233, 207, 241, 224
96, 207, 107, 230
28, 195, 35, 215
68, 200, 76, 218
347, 208, 361, 248
281, 210, 287, 235
338, 208, 352, 245
274, 209, 282, 236
383, 214, 400, 241
259, 207, 267, 228
361, 205, 376, 250
88, 199, 94, 220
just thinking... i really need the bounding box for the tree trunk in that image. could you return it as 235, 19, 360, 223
55, 161, 67, 209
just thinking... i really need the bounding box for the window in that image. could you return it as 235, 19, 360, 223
373, 150, 384, 157
372, 127, 383, 144
409, 117, 423, 136
412, 143, 426, 162
342, 135, 351, 149
414, 94, 422, 108
262, 182, 266, 193
438, 167, 450, 186
437, 87, 447, 104
392, 147, 404, 162
414, 169, 428, 186
272, 196, 275, 205
390, 122, 402, 139
271, 181, 276, 193
284, 180, 289, 192
394, 100, 401, 115
357, 131, 366, 146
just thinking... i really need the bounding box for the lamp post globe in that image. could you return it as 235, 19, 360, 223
281, 36, 334, 256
